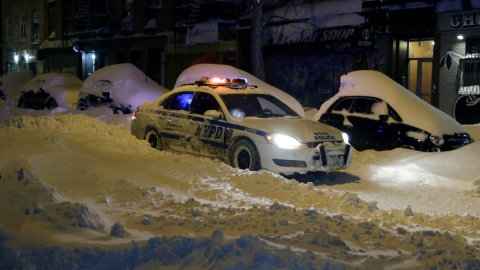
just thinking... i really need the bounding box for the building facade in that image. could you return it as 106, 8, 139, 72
1, 0, 479, 122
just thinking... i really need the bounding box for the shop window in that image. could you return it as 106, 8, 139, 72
455, 38, 480, 95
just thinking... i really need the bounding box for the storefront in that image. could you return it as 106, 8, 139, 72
436, 9, 480, 124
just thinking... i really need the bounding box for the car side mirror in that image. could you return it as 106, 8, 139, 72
204, 110, 222, 119
379, 114, 389, 122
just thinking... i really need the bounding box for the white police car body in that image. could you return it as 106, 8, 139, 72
131, 77, 352, 174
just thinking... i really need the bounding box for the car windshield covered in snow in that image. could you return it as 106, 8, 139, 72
220, 93, 299, 119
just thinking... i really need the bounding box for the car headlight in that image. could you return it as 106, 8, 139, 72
265, 133, 303, 149
429, 135, 444, 146
342, 132, 349, 145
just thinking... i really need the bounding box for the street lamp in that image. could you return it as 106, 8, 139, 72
24, 53, 30, 71
14, 54, 19, 72
91, 53, 96, 72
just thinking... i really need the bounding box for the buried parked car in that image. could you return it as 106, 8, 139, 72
17, 73, 82, 110
313, 70, 474, 152
78, 63, 169, 114
131, 77, 352, 174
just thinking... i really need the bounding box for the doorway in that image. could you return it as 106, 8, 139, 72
408, 40, 434, 104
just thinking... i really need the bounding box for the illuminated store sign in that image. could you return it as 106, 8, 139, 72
438, 10, 480, 32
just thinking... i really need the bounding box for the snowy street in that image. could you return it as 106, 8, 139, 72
0, 104, 479, 269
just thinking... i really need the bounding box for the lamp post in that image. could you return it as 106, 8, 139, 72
91, 53, 96, 73
24, 53, 30, 71
14, 54, 19, 72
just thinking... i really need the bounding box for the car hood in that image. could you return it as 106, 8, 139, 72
239, 117, 345, 142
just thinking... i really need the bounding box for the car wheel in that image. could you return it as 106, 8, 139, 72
230, 139, 261, 171
18, 99, 27, 108
77, 100, 88, 111
401, 145, 415, 150
113, 107, 124, 115
145, 129, 163, 150
46, 99, 57, 110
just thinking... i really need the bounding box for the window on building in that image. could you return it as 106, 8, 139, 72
7, 19, 13, 44
20, 16, 26, 42
33, 12, 40, 44
147, 0, 163, 9
122, 0, 134, 33
144, 0, 160, 31
48, 1, 56, 39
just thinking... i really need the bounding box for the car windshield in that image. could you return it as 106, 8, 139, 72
220, 93, 299, 119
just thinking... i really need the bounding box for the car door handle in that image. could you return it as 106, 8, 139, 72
168, 119, 177, 123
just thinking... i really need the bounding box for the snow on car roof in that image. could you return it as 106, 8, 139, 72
82, 63, 169, 109
314, 70, 467, 136
22, 73, 83, 91
174, 64, 305, 117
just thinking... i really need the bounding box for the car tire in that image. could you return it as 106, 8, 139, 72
401, 145, 415, 150
229, 139, 261, 171
113, 107, 124, 115
18, 99, 27, 108
145, 129, 163, 150
77, 100, 88, 111
46, 99, 57, 110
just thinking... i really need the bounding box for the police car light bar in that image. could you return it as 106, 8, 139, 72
189, 77, 257, 90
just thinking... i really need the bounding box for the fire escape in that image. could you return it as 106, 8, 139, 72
174, 0, 243, 46
67, 0, 113, 40
361, 0, 436, 38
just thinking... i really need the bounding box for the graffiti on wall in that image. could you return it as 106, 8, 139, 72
265, 47, 381, 108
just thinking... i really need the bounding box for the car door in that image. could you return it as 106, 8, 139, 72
160, 91, 194, 153
320, 97, 354, 138
346, 97, 391, 150
188, 92, 226, 159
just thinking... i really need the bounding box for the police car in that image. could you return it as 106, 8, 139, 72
131, 77, 352, 174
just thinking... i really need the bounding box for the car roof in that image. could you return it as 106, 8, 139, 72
159, 80, 271, 100
314, 70, 467, 135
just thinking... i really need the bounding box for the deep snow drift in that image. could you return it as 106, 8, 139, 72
1, 63, 480, 269
1, 102, 480, 269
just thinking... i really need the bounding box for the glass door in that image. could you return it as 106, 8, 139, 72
408, 41, 434, 104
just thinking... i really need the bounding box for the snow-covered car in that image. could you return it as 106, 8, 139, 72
0, 72, 34, 103
18, 87, 57, 109
174, 64, 305, 117
17, 73, 83, 110
0, 81, 5, 100
78, 63, 169, 114
313, 70, 474, 152
77, 82, 131, 114
131, 77, 352, 174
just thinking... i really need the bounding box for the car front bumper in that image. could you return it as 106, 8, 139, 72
256, 141, 352, 174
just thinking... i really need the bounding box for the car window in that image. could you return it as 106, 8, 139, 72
371, 100, 388, 115
192, 93, 221, 115
387, 104, 403, 122
331, 98, 353, 113
352, 98, 378, 114
165, 92, 194, 111
220, 94, 298, 119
